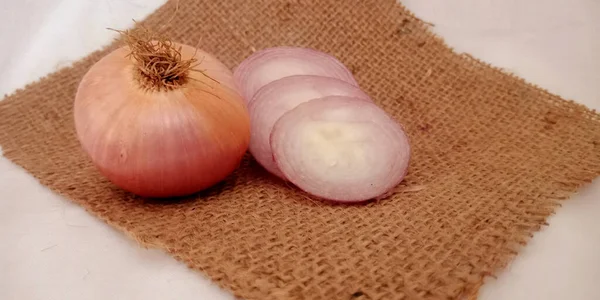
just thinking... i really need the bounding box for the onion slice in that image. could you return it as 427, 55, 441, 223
249, 75, 372, 178
270, 96, 411, 202
234, 46, 358, 104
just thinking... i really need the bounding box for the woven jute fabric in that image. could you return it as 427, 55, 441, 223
1, 0, 599, 299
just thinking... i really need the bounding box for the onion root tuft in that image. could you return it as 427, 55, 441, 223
110, 25, 214, 91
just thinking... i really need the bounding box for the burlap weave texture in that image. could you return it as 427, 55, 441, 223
1, 0, 599, 299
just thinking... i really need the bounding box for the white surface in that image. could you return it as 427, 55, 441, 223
0, 0, 598, 299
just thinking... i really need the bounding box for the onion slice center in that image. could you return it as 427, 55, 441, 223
248, 75, 371, 178
270, 96, 411, 202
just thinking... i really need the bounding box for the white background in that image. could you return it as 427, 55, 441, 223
0, 1, 598, 299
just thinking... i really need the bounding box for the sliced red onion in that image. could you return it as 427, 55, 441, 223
270, 96, 411, 203
233, 46, 358, 104
248, 75, 372, 178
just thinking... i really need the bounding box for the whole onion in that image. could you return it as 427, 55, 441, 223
74, 28, 250, 198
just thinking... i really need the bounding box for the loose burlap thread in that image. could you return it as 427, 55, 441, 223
1, 0, 599, 299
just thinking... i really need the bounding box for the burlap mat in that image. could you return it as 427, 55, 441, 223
1, 0, 599, 299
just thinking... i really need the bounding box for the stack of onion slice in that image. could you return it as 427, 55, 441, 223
234, 47, 411, 203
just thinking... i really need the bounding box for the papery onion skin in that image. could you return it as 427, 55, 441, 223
248, 75, 371, 178
74, 43, 250, 198
270, 96, 411, 203
233, 46, 358, 104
